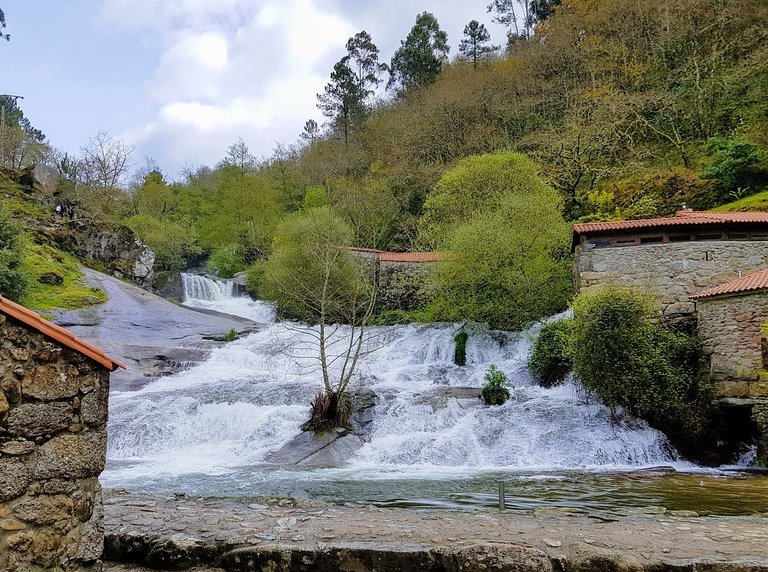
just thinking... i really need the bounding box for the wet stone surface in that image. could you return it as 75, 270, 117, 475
103, 490, 768, 571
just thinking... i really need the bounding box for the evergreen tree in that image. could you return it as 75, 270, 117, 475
388, 12, 449, 94
459, 20, 499, 69
317, 59, 365, 146
345, 31, 386, 99
300, 119, 320, 145
317, 31, 384, 146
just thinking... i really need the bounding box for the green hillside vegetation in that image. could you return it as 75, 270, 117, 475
713, 190, 768, 213
4, 0, 768, 328
0, 173, 106, 312
20, 243, 107, 312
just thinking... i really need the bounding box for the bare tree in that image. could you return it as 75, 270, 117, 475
263, 207, 378, 431
222, 138, 256, 174
79, 131, 135, 191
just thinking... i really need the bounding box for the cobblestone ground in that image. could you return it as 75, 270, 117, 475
103, 490, 768, 571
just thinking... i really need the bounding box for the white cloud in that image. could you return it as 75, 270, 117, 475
103, 0, 353, 170
99, 0, 507, 172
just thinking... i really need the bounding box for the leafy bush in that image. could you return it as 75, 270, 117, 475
208, 244, 245, 278
529, 318, 573, 387
454, 331, 468, 366
422, 151, 573, 330
223, 328, 238, 342
572, 287, 713, 454
245, 260, 267, 299
481, 364, 511, 406
701, 138, 768, 199
0, 208, 28, 301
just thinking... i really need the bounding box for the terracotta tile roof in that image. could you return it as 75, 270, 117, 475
690, 269, 768, 300
0, 296, 124, 371
675, 211, 768, 222
379, 252, 443, 263
573, 211, 768, 235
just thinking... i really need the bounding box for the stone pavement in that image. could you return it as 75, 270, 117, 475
103, 490, 768, 571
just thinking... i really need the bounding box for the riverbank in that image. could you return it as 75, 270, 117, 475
103, 490, 768, 571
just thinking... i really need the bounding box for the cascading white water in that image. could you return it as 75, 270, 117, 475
105, 315, 691, 492
181, 273, 275, 323
181, 273, 236, 301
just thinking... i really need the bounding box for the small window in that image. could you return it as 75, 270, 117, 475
640, 236, 663, 245
588, 240, 611, 249
728, 233, 748, 241
694, 233, 723, 241
751, 233, 768, 241
669, 234, 691, 242
615, 238, 637, 247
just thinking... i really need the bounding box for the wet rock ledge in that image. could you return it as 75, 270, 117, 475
103, 490, 768, 571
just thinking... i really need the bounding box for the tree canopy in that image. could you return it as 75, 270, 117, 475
388, 12, 449, 94
423, 151, 571, 330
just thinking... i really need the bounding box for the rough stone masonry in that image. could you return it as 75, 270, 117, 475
0, 311, 111, 571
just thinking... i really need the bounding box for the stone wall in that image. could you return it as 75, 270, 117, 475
575, 241, 768, 317
0, 314, 110, 571
696, 293, 768, 398
378, 261, 435, 312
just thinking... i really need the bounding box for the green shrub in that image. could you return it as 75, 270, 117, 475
454, 331, 468, 366
223, 328, 238, 341
701, 137, 768, 199
481, 365, 511, 406
529, 318, 573, 387
0, 208, 27, 301
208, 244, 245, 278
245, 260, 267, 299
572, 287, 712, 454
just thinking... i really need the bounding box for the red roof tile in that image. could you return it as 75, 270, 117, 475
379, 252, 443, 263
675, 211, 768, 222
690, 269, 768, 300
0, 296, 124, 371
573, 211, 768, 235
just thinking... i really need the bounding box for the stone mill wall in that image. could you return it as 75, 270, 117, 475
378, 261, 435, 312
0, 313, 109, 571
575, 241, 768, 317
696, 293, 768, 398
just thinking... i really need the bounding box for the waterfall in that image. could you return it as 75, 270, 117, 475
105, 318, 691, 489
180, 273, 275, 323
181, 273, 236, 302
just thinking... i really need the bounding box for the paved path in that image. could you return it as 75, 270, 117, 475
103, 490, 768, 571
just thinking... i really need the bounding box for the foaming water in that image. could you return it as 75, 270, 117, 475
105, 316, 697, 489
181, 273, 275, 323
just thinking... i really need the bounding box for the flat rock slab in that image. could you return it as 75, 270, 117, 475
53, 269, 258, 391
103, 490, 768, 571
265, 428, 364, 468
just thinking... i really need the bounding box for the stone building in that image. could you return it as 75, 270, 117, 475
0, 295, 123, 571
690, 270, 768, 463
573, 211, 768, 319
349, 248, 442, 311
572, 211, 768, 463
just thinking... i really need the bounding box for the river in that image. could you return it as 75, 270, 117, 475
100, 274, 768, 515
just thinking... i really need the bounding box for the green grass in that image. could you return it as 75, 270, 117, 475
712, 190, 768, 212
20, 243, 107, 312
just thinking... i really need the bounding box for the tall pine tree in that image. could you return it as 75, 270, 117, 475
388, 12, 449, 95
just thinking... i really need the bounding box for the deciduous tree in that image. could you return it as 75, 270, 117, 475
261, 207, 377, 430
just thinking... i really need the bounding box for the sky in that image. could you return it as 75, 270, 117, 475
1, 1, 507, 179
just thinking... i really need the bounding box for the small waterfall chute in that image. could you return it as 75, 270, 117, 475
180, 273, 275, 323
